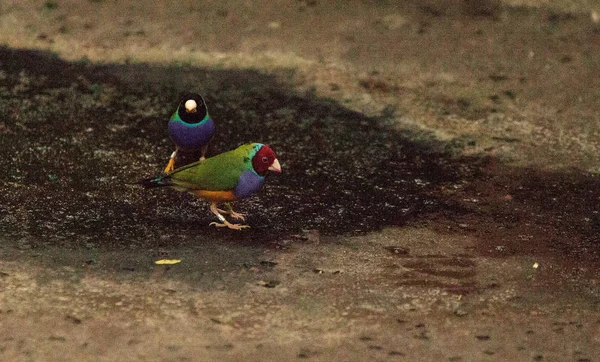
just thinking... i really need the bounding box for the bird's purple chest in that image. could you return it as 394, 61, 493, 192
168, 118, 215, 150
234, 170, 265, 199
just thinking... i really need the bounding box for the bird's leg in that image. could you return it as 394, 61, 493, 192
209, 202, 249, 230
216, 202, 246, 221
164, 148, 178, 173
199, 144, 209, 162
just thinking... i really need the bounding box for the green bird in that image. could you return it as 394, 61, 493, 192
140, 143, 282, 230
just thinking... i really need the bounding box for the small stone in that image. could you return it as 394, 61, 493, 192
386, 246, 409, 255
259, 260, 278, 268
257, 280, 280, 288
454, 309, 468, 317
65, 315, 82, 324
301, 229, 320, 243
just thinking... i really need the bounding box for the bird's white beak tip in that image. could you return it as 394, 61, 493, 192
184, 99, 197, 113
268, 159, 282, 173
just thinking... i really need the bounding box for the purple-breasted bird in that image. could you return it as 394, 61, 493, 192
164, 93, 216, 172
141, 143, 281, 230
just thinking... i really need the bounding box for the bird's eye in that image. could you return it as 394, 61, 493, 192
262, 156, 269, 163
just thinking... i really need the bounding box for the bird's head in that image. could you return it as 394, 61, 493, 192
252, 144, 282, 176
177, 93, 208, 123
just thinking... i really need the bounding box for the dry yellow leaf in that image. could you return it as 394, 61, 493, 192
154, 259, 182, 265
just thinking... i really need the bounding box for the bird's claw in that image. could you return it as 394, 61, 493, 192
216, 208, 246, 221
229, 211, 246, 221
209, 221, 250, 230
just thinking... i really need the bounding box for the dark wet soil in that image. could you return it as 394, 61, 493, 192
0, 46, 482, 248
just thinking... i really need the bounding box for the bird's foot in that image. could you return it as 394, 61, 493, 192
164, 154, 176, 173
164, 160, 175, 173
216, 208, 246, 221
209, 220, 250, 230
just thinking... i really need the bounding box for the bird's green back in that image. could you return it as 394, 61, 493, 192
168, 143, 261, 191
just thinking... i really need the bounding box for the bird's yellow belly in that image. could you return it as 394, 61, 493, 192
191, 190, 237, 202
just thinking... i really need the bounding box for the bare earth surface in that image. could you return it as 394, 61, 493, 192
1, 0, 600, 361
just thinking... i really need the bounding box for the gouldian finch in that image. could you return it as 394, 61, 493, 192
164, 93, 215, 172
141, 143, 282, 230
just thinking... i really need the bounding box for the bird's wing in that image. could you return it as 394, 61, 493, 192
169, 109, 180, 122
168, 144, 256, 191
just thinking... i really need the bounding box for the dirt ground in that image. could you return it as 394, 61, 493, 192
1, 0, 600, 361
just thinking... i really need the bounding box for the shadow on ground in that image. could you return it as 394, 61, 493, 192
0, 46, 599, 267
0, 47, 476, 244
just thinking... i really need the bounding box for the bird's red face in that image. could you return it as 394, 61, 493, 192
252, 145, 282, 175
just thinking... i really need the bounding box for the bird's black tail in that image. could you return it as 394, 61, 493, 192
138, 175, 173, 189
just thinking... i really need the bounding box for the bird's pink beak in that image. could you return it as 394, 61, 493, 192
268, 159, 282, 173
